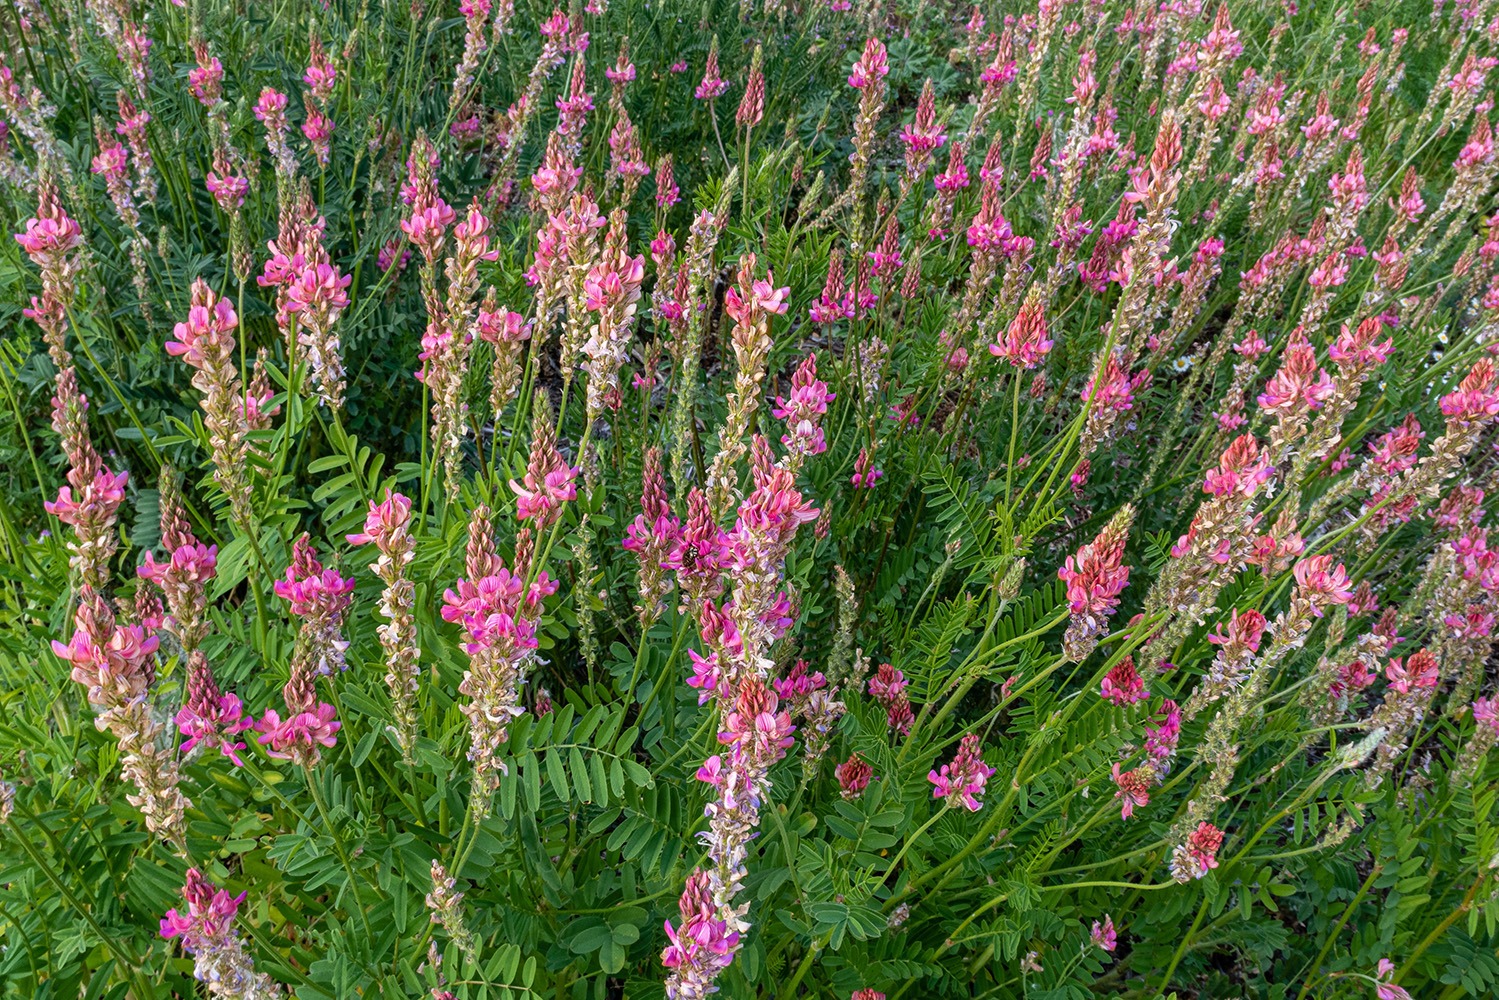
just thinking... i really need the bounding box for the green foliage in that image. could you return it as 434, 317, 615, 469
2, 1, 1498, 999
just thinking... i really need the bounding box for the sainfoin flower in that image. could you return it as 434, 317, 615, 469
1373, 959, 1413, 1000
176, 657, 252, 766
166, 280, 254, 528
1100, 656, 1149, 706
348, 490, 422, 761
695, 39, 728, 100
273, 534, 355, 674
772, 352, 835, 465
661, 870, 738, 989
1091, 914, 1118, 953
928, 733, 995, 811
848, 37, 889, 90
1170, 821, 1225, 881
510, 425, 578, 528
836, 754, 872, 799
991, 288, 1053, 368
1291, 555, 1355, 615
867, 662, 913, 734
161, 868, 281, 997
622, 447, 681, 622
1111, 764, 1151, 819
255, 702, 341, 763
1058, 505, 1135, 661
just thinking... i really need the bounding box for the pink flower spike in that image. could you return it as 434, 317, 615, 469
927, 733, 995, 811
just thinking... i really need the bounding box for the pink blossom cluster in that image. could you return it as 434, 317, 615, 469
1058, 506, 1134, 661
808, 254, 878, 324
661, 870, 738, 993
868, 662, 914, 734
772, 353, 836, 463
510, 433, 578, 529
44, 377, 129, 587
695, 42, 729, 100
273, 534, 355, 674
847, 37, 889, 91
836, 754, 873, 799
623, 448, 682, 622
991, 290, 1054, 368
1291, 555, 1355, 616
1170, 821, 1224, 881
161, 869, 281, 998
928, 733, 995, 811
51, 588, 156, 710
1100, 656, 1149, 706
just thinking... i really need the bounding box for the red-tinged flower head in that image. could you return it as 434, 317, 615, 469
736, 46, 766, 128
53, 588, 157, 708
1256, 328, 1333, 416
346, 489, 414, 550
1111, 764, 1151, 819
934, 140, 970, 195
724, 254, 790, 327
303, 35, 337, 101
1177, 821, 1224, 879
166, 279, 239, 369
160, 869, 245, 950
1207, 608, 1267, 654
1474, 697, 1499, 734
14, 196, 83, 264
809, 252, 847, 324
900, 78, 947, 173
1374, 959, 1413, 1000
1199, 3, 1243, 65
661, 870, 738, 980
1082, 354, 1136, 413
836, 754, 873, 799
1328, 316, 1394, 369
188, 44, 223, 106
773, 352, 836, 459
850, 447, 883, 489
177, 668, 252, 767
665, 488, 730, 602
1059, 509, 1132, 621
1393, 167, 1424, 223
476, 303, 530, 345
980, 27, 1017, 87
655, 154, 680, 208
1091, 914, 1118, 953
1197, 75, 1230, 120
254, 87, 289, 127
255, 702, 341, 763
1100, 656, 1149, 706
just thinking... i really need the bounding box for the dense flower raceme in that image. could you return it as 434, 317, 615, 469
12, 6, 1499, 999
771, 352, 835, 467
348, 490, 422, 760
928, 733, 995, 811
161, 869, 281, 999
1058, 505, 1136, 662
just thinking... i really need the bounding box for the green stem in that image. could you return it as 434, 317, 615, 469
305, 766, 376, 939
